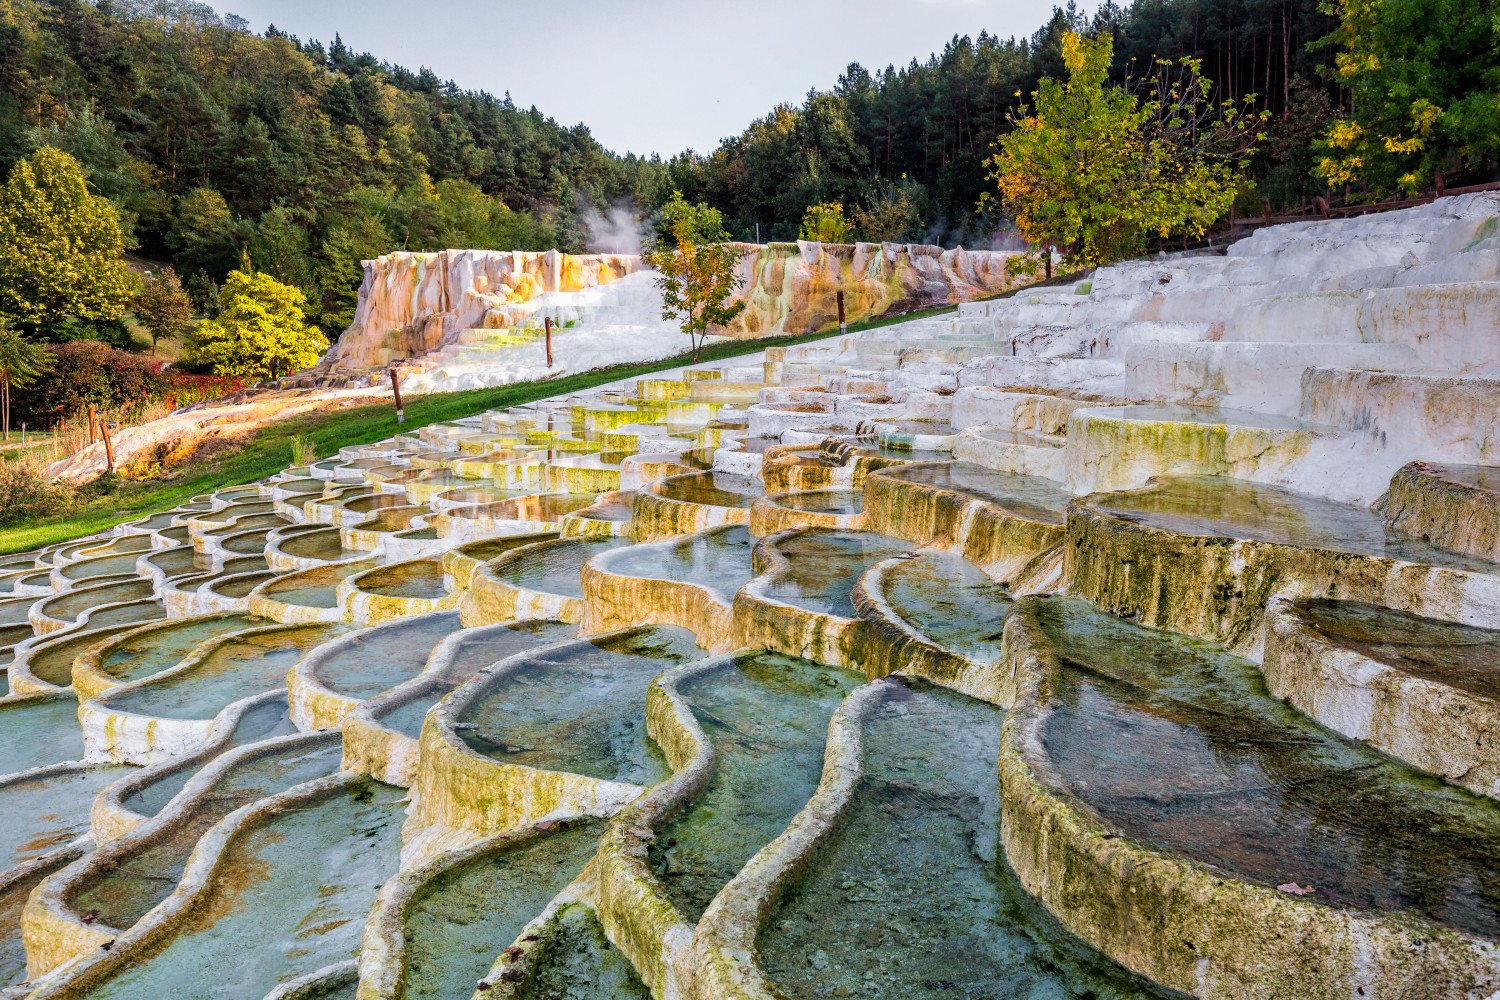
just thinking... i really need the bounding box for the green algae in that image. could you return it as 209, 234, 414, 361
400, 819, 605, 1000
759, 678, 1172, 999
651, 652, 861, 920
511, 902, 652, 1000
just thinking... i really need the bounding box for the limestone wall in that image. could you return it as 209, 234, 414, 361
320, 242, 1026, 371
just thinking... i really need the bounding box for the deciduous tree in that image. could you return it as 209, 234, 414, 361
0, 322, 51, 440
985, 32, 1263, 268
0, 147, 135, 333
134, 267, 194, 352
643, 192, 746, 362
190, 268, 328, 381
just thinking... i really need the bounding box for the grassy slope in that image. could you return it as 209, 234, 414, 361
0, 305, 961, 554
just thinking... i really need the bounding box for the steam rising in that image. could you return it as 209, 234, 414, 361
580, 200, 648, 254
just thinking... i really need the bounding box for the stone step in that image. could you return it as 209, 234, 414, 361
1378, 462, 1500, 561
1063, 404, 1349, 499
1001, 593, 1500, 1000
1125, 341, 1419, 414
1299, 368, 1500, 469
1263, 596, 1500, 799
950, 426, 1068, 480
950, 386, 1120, 434
1070, 475, 1500, 655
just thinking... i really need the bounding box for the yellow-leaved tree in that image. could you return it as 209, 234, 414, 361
985, 32, 1264, 269
0, 146, 135, 333
191, 268, 328, 381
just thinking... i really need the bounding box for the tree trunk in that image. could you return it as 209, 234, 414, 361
2, 378, 9, 442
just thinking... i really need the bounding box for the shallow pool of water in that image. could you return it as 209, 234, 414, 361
455, 627, 702, 785
652, 652, 860, 920
106, 623, 349, 720
119, 698, 297, 818
311, 613, 459, 700
498, 538, 630, 600
761, 530, 912, 618
0, 764, 134, 869
658, 471, 764, 509
1031, 595, 1500, 938
1094, 477, 1500, 573
873, 462, 1071, 525
512, 902, 651, 1000
98, 614, 262, 684
87, 778, 403, 998
760, 678, 1169, 998
399, 818, 606, 1000
880, 552, 1012, 663
602, 527, 755, 598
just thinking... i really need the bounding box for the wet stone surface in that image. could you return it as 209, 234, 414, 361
456, 627, 703, 785
759, 678, 1169, 999
761, 530, 913, 619
401, 818, 605, 1000
651, 652, 861, 920
1092, 476, 1500, 573
1030, 595, 1500, 937
873, 462, 1071, 525
1291, 597, 1500, 701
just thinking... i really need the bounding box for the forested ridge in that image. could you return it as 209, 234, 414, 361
1, 0, 1494, 332
0, 0, 664, 334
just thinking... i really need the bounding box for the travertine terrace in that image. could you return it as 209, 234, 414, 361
2, 193, 1499, 999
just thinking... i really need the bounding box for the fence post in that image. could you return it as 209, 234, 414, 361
100, 420, 114, 473
836, 291, 846, 335
388, 367, 405, 424
88, 405, 98, 445
544, 317, 554, 368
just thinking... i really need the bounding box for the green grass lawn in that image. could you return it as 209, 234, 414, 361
0, 304, 960, 555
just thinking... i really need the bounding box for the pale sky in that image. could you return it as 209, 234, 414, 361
222, 0, 1069, 158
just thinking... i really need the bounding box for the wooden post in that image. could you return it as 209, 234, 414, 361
1435, 171, 1446, 198
836, 291, 847, 334
99, 420, 114, 473
544, 317, 554, 368
1044, 246, 1053, 280
88, 405, 98, 445
388, 367, 404, 424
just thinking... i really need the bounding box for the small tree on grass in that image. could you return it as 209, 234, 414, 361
134, 267, 194, 352
190, 268, 328, 381
985, 32, 1264, 269
0, 323, 51, 440
643, 192, 746, 362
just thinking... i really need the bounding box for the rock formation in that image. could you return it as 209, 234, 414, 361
319, 242, 1027, 371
